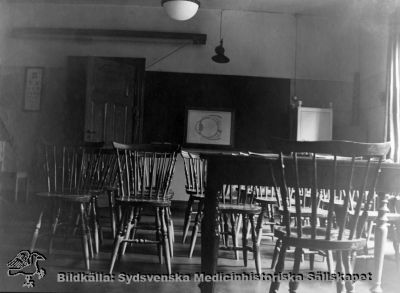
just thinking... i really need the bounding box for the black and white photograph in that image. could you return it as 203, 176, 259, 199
0, 1, 400, 293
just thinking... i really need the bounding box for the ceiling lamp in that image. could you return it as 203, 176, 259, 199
212, 10, 230, 64
212, 40, 229, 63
162, 0, 200, 21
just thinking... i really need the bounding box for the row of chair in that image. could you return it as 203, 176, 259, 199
180, 140, 400, 293
29, 139, 400, 293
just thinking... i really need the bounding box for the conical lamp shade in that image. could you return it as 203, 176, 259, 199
212, 40, 230, 63
162, 0, 200, 21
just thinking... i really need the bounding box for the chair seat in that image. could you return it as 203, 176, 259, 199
185, 189, 205, 198
274, 225, 366, 251
219, 203, 262, 214
36, 192, 92, 203
278, 207, 329, 218
115, 197, 171, 207
255, 197, 277, 205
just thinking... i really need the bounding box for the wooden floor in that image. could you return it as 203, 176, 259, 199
0, 196, 399, 293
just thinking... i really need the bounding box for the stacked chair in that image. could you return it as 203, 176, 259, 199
109, 143, 179, 274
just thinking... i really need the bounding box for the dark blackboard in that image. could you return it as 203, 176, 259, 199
143, 71, 290, 150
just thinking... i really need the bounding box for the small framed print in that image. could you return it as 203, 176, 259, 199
184, 108, 234, 147
23, 67, 43, 111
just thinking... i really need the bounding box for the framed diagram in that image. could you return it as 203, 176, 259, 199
23, 67, 43, 111
185, 108, 234, 147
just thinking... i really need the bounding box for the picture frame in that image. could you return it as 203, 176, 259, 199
184, 108, 234, 147
23, 67, 43, 111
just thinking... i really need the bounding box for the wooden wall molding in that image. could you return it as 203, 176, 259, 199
10, 27, 207, 45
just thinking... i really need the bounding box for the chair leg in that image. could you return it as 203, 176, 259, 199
271, 238, 281, 269
230, 213, 239, 260
90, 196, 100, 254
189, 199, 204, 258
289, 247, 302, 293
250, 215, 261, 274
165, 207, 174, 258
269, 243, 288, 293
223, 213, 230, 248
48, 205, 61, 255
107, 189, 117, 239
326, 250, 334, 273
343, 250, 355, 293
120, 208, 135, 255
160, 208, 172, 274
218, 215, 225, 246
336, 251, 345, 293
182, 196, 194, 244
309, 252, 315, 270
84, 210, 94, 259
155, 207, 163, 264
256, 207, 265, 246
79, 203, 90, 271
242, 214, 249, 267
167, 207, 175, 243
392, 223, 400, 270
235, 214, 242, 243
30, 209, 44, 251
109, 207, 129, 274
364, 220, 374, 254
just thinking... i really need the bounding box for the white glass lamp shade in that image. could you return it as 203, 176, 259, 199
162, 0, 200, 21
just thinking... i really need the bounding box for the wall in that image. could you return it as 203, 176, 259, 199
358, 13, 390, 143
0, 2, 363, 197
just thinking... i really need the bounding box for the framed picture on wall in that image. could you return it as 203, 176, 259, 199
185, 108, 234, 147
23, 67, 43, 111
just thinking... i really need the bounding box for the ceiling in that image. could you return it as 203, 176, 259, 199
6, 0, 395, 16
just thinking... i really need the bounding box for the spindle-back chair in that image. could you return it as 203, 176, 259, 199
109, 142, 179, 274
269, 138, 390, 293
181, 150, 206, 257
218, 183, 263, 274
31, 144, 96, 270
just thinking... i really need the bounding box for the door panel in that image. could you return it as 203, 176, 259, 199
83, 57, 144, 144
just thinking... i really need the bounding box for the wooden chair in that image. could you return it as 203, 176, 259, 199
271, 186, 333, 272
109, 143, 179, 274
82, 145, 120, 252
99, 150, 120, 239
182, 152, 263, 273
218, 184, 264, 274
388, 195, 400, 267
181, 150, 206, 257
30, 144, 96, 270
355, 193, 400, 268
269, 138, 390, 293
252, 185, 279, 245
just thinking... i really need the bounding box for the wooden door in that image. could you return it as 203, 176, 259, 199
84, 57, 144, 144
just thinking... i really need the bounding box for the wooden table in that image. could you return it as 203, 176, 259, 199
200, 154, 400, 293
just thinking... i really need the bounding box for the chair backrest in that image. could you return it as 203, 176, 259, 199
181, 150, 206, 196
80, 144, 119, 191
42, 144, 87, 194
271, 138, 391, 241
113, 142, 179, 200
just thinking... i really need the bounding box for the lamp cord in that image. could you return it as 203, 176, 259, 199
219, 10, 223, 40
294, 14, 298, 97
146, 42, 189, 69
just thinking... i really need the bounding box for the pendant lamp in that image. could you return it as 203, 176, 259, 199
212, 10, 230, 63
162, 0, 200, 21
